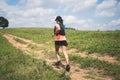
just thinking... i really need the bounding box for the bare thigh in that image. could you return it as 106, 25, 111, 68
55, 45, 60, 52
62, 46, 67, 52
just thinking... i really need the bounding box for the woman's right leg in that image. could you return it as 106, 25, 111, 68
62, 45, 70, 72
62, 46, 69, 65
55, 45, 61, 62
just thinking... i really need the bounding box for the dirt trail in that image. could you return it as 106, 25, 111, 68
68, 49, 119, 64
2, 33, 114, 80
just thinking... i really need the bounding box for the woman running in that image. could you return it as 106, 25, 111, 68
53, 16, 70, 72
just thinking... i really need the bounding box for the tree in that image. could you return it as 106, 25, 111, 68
0, 17, 9, 29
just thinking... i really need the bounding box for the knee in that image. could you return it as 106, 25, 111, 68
55, 51, 59, 54
62, 50, 67, 53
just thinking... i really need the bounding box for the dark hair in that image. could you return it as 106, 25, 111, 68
55, 16, 63, 24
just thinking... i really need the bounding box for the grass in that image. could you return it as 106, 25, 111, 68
1, 28, 120, 57
0, 28, 53, 44
69, 54, 120, 80
67, 30, 120, 56
14, 38, 27, 44
0, 34, 70, 80
0, 28, 120, 80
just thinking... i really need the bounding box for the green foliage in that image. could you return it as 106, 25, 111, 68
0, 17, 9, 29
0, 34, 70, 80
0, 28, 53, 44
67, 30, 120, 57
14, 38, 27, 44
1, 28, 120, 57
0, 28, 120, 80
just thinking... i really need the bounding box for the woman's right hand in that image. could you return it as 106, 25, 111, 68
52, 33, 55, 37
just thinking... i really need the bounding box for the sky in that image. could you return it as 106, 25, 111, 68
0, 0, 120, 31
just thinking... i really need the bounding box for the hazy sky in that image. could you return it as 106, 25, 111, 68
0, 0, 120, 30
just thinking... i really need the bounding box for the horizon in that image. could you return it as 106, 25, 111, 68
1, 26, 120, 31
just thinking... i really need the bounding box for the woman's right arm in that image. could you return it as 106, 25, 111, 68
54, 24, 61, 35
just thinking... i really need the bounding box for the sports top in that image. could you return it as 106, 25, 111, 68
54, 23, 66, 41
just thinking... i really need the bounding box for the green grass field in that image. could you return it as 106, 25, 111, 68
1, 28, 120, 56
0, 28, 120, 80
0, 30, 70, 80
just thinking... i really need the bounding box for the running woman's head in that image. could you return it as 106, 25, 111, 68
55, 16, 63, 24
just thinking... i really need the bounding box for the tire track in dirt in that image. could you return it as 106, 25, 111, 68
67, 48, 119, 65
2, 33, 113, 80
3, 34, 45, 59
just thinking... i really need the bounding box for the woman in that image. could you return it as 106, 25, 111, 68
53, 16, 70, 72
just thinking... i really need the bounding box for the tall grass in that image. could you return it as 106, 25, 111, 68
0, 34, 70, 80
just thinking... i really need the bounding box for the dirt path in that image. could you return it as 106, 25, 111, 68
2, 33, 114, 80
67, 49, 119, 64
